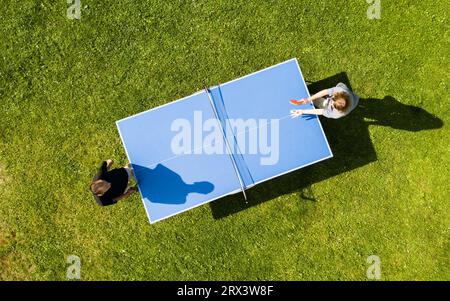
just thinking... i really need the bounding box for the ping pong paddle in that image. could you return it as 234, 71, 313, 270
289, 99, 308, 105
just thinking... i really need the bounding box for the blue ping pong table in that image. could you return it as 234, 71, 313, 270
116, 58, 333, 223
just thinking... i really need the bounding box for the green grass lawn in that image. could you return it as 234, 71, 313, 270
0, 0, 449, 280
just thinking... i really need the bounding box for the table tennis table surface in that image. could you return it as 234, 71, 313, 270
117, 58, 332, 223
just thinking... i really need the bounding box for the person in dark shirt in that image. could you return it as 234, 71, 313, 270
91, 159, 136, 206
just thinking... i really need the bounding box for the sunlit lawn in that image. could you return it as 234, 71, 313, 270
0, 0, 448, 280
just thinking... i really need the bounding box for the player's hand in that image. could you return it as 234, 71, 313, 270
127, 187, 137, 194
290, 109, 303, 118
289, 98, 309, 105
106, 159, 114, 167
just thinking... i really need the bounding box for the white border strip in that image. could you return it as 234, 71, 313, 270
115, 90, 208, 224
116, 90, 205, 125
212, 57, 334, 188
149, 188, 242, 224
116, 58, 297, 125
116, 57, 333, 224
116, 122, 154, 223
293, 58, 334, 157
220, 58, 298, 87
246, 58, 334, 187
115, 92, 244, 224
247, 155, 333, 189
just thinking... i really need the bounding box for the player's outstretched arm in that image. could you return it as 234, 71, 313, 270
303, 109, 324, 115
291, 109, 324, 118
106, 159, 114, 170
112, 187, 136, 202
308, 89, 329, 101
290, 89, 329, 105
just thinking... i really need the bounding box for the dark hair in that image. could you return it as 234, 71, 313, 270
90, 180, 110, 196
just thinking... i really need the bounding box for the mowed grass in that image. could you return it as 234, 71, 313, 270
0, 0, 449, 280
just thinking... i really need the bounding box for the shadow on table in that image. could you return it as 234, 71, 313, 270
133, 164, 214, 205
209, 72, 444, 219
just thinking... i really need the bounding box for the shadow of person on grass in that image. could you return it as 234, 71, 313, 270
133, 164, 214, 205
209, 72, 444, 219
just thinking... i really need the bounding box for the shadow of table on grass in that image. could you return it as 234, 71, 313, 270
209, 72, 444, 219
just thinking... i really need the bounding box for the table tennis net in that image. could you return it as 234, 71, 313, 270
207, 86, 255, 190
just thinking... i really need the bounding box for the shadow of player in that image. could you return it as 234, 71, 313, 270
209, 72, 444, 219
133, 164, 214, 205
